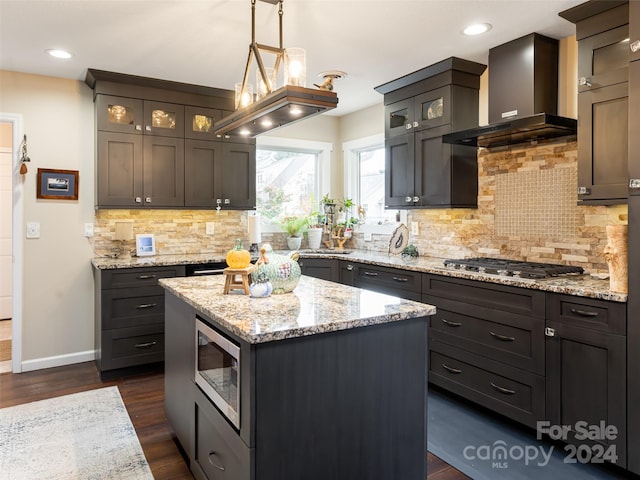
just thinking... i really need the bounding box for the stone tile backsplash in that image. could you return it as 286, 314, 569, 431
92, 138, 626, 273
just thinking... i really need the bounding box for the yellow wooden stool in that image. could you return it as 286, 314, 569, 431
223, 266, 253, 295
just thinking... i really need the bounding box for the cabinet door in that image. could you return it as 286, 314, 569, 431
577, 82, 628, 204
96, 95, 144, 134
384, 133, 415, 208
142, 136, 185, 207
97, 132, 143, 207
578, 25, 629, 92
185, 139, 222, 207
545, 323, 626, 467
221, 143, 256, 210
299, 258, 339, 281
384, 98, 413, 138
415, 125, 449, 207
630, 60, 640, 195
185, 105, 222, 141
413, 86, 451, 131
631, 0, 640, 63
339, 261, 356, 286
143, 100, 185, 138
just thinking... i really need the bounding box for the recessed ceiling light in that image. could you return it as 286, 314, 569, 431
46, 49, 72, 59
463, 23, 492, 36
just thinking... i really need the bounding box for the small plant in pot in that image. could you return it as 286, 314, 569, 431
281, 216, 307, 250
306, 211, 324, 250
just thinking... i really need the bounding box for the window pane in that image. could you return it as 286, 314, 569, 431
256, 149, 318, 220
359, 148, 385, 219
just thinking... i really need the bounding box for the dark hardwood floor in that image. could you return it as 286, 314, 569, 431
0, 361, 469, 480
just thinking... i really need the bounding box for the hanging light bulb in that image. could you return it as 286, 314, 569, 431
19, 134, 30, 174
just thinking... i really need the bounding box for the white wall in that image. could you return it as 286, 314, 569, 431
0, 71, 96, 369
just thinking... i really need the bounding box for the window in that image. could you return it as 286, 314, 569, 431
256, 137, 331, 227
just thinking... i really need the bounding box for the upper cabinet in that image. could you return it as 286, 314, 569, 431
375, 57, 486, 209
629, 2, 640, 195
86, 69, 256, 210
560, 1, 629, 205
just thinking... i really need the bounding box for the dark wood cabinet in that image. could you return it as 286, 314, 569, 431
545, 294, 627, 468
142, 135, 185, 207
339, 260, 356, 286
299, 257, 339, 281
562, 1, 630, 205
376, 57, 485, 209
355, 264, 421, 300
93, 265, 185, 377
630, 60, 640, 195
184, 139, 222, 208
220, 142, 256, 210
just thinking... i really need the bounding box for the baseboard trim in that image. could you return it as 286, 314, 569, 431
21, 350, 96, 372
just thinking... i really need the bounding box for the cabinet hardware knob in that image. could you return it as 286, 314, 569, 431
136, 303, 157, 309
569, 308, 598, 318
135, 125, 142, 131
489, 331, 516, 342
630, 179, 640, 189
346, 264, 354, 271
136, 274, 157, 280
145, 125, 152, 132
490, 381, 516, 395
134, 341, 157, 349
412, 196, 419, 203
413, 121, 419, 128
224, 198, 231, 204
405, 196, 413, 203
145, 197, 152, 203
135, 197, 142, 203
363, 271, 378, 276
544, 327, 556, 337
216, 199, 222, 204
207, 451, 226, 471
441, 318, 462, 327
405, 123, 412, 130
577, 186, 590, 195
392, 276, 408, 282
630, 40, 640, 53
442, 363, 462, 374
578, 77, 592, 87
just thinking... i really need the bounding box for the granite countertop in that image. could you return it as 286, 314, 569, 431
159, 275, 436, 344
92, 249, 627, 303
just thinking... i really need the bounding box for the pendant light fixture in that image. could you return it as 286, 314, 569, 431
213, 0, 338, 138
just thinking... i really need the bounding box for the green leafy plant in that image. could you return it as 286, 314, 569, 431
281, 216, 308, 237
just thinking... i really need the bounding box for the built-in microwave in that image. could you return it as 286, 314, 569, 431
194, 317, 240, 429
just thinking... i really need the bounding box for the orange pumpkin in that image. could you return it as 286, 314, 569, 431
226, 239, 251, 269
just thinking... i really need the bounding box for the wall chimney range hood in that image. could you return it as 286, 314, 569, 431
443, 33, 577, 148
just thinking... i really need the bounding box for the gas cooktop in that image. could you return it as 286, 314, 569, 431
443, 257, 584, 279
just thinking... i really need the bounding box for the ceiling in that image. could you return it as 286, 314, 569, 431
0, 0, 585, 116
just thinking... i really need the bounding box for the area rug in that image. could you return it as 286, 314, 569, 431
0, 386, 154, 480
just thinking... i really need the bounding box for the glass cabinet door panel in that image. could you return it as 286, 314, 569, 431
384, 98, 413, 138
390, 107, 409, 129
193, 114, 213, 133
96, 95, 143, 133
415, 86, 451, 130
185, 106, 223, 140
143, 101, 184, 138
108, 104, 136, 125
423, 98, 443, 120
151, 109, 177, 129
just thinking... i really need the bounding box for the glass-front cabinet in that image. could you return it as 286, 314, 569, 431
185, 106, 222, 141
384, 86, 451, 138
97, 95, 144, 134
143, 100, 184, 138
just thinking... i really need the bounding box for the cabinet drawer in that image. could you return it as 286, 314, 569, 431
101, 325, 164, 370
429, 342, 545, 428
356, 264, 421, 293
546, 293, 626, 334
102, 266, 184, 289
429, 307, 544, 375
193, 386, 251, 480
103, 287, 165, 329
423, 273, 545, 318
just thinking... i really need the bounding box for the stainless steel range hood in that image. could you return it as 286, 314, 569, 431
443, 33, 577, 148
442, 113, 577, 148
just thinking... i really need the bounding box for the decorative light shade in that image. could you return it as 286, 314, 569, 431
213, 0, 338, 138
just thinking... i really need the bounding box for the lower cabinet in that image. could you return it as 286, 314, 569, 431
545, 293, 627, 468
93, 265, 185, 377
355, 263, 421, 300
298, 257, 339, 281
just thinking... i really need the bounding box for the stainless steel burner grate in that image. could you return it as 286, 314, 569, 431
443, 257, 584, 279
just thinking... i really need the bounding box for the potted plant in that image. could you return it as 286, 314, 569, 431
306, 210, 324, 250
281, 216, 307, 250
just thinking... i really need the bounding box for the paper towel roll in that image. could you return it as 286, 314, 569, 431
248, 213, 262, 244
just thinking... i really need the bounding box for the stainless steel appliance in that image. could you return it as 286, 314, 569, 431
444, 257, 584, 279
195, 317, 241, 429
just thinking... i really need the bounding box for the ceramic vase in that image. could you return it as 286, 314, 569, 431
307, 227, 323, 249
287, 236, 302, 250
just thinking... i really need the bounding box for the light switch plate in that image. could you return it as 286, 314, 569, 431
26, 222, 40, 238
411, 222, 419, 236
364, 232, 372, 241
84, 223, 94, 237
206, 222, 215, 235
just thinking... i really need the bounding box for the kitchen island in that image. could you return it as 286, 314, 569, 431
160, 275, 435, 480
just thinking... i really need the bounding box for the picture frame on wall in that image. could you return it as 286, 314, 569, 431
36, 168, 79, 200
136, 234, 156, 256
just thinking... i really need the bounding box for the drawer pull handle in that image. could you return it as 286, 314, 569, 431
364, 271, 378, 277
392, 276, 408, 282
136, 303, 157, 309
441, 318, 462, 327
570, 308, 598, 318
136, 274, 157, 280
442, 363, 462, 374
207, 451, 225, 471
490, 382, 516, 395
134, 341, 157, 349
490, 331, 515, 342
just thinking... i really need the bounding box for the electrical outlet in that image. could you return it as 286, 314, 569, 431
84, 223, 94, 237
26, 222, 40, 239
206, 222, 215, 235
411, 221, 419, 236
364, 232, 372, 242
